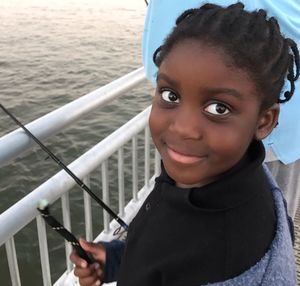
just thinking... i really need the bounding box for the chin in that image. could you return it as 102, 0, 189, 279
165, 167, 209, 188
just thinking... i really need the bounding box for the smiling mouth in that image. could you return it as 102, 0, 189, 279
166, 146, 206, 165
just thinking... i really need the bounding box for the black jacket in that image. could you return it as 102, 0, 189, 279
105, 141, 276, 286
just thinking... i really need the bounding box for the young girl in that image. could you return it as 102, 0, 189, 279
70, 3, 299, 285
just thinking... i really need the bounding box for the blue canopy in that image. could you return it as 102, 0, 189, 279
142, 0, 300, 164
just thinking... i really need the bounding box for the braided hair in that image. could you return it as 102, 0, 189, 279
153, 3, 299, 110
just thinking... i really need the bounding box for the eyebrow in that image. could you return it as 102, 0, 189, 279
156, 72, 178, 87
157, 72, 243, 100
204, 88, 243, 100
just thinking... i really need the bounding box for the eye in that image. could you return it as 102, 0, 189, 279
205, 103, 230, 115
161, 89, 180, 103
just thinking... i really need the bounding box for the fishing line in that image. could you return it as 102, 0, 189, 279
0, 103, 129, 232
37, 199, 95, 264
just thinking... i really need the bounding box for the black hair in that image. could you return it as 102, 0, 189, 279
153, 2, 300, 110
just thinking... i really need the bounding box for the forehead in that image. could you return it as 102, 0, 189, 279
159, 40, 259, 100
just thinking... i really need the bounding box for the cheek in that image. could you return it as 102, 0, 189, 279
208, 122, 256, 159
216, 136, 248, 159
149, 104, 169, 140
149, 107, 162, 143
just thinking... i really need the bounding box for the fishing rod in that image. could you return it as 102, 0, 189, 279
37, 199, 95, 264
0, 103, 129, 232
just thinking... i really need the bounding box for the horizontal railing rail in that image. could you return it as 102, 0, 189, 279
0, 67, 147, 167
0, 106, 151, 245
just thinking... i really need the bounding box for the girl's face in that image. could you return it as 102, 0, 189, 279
149, 40, 278, 188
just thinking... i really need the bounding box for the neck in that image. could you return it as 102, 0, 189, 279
176, 182, 205, 188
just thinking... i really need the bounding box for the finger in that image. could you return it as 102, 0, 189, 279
93, 280, 102, 286
70, 251, 88, 268
94, 262, 104, 280
74, 262, 103, 279
78, 270, 101, 286
73, 264, 93, 278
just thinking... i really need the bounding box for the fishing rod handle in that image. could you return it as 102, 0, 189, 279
37, 206, 95, 264
71, 241, 95, 264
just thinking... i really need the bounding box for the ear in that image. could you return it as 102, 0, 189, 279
254, 103, 280, 140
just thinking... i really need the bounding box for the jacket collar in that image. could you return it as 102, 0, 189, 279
157, 140, 268, 211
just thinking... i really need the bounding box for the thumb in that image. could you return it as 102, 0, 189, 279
79, 238, 106, 262
79, 238, 95, 251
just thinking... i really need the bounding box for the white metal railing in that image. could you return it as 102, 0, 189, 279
0, 67, 147, 167
0, 68, 160, 286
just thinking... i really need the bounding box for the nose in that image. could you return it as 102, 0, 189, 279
169, 106, 203, 140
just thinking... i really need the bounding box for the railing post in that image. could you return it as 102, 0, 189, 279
118, 147, 125, 217
36, 215, 52, 286
61, 193, 73, 273
5, 238, 21, 286
102, 161, 110, 233
132, 135, 138, 202
83, 175, 93, 241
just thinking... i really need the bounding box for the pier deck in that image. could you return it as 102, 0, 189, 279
294, 201, 300, 283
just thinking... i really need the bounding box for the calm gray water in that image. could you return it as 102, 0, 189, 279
0, 1, 154, 285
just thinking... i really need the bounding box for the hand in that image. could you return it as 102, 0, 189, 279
70, 238, 106, 286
